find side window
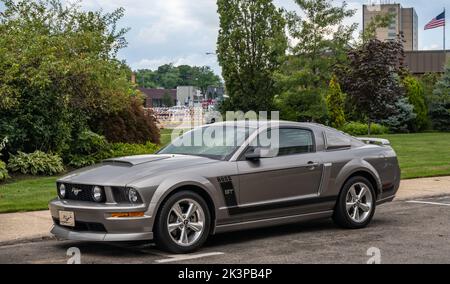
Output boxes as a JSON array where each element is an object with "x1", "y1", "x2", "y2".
[
  {"x1": 246, "y1": 128, "x2": 315, "y2": 157},
  {"x1": 277, "y1": 128, "x2": 314, "y2": 156}
]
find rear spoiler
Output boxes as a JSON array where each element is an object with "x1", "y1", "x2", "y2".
[{"x1": 357, "y1": 137, "x2": 391, "y2": 146}]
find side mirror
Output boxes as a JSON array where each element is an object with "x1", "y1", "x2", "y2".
[{"x1": 245, "y1": 147, "x2": 263, "y2": 161}]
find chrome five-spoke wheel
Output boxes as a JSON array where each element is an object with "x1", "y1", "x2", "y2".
[
  {"x1": 167, "y1": 198, "x2": 205, "y2": 247},
  {"x1": 345, "y1": 182, "x2": 373, "y2": 223},
  {"x1": 333, "y1": 176, "x2": 376, "y2": 229}
]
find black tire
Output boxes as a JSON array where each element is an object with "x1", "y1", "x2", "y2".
[
  {"x1": 333, "y1": 176, "x2": 376, "y2": 229},
  {"x1": 154, "y1": 191, "x2": 211, "y2": 253}
]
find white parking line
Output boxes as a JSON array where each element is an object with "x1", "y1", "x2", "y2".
[
  {"x1": 406, "y1": 200, "x2": 450, "y2": 207},
  {"x1": 155, "y1": 252, "x2": 224, "y2": 263}
]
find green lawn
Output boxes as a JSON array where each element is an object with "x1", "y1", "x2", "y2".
[
  {"x1": 0, "y1": 176, "x2": 58, "y2": 213},
  {"x1": 160, "y1": 128, "x2": 174, "y2": 147},
  {"x1": 1, "y1": 132, "x2": 449, "y2": 213},
  {"x1": 373, "y1": 133, "x2": 450, "y2": 179},
  {"x1": 160, "y1": 128, "x2": 189, "y2": 147}
]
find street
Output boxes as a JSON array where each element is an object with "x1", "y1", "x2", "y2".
[{"x1": 0, "y1": 196, "x2": 449, "y2": 264}]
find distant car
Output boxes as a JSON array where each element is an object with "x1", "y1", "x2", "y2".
[
  {"x1": 49, "y1": 121, "x2": 400, "y2": 253},
  {"x1": 204, "y1": 110, "x2": 221, "y2": 124}
]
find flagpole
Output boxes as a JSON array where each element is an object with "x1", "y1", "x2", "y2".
[{"x1": 444, "y1": 7, "x2": 446, "y2": 52}]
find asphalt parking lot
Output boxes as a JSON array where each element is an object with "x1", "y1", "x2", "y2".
[{"x1": 1, "y1": 196, "x2": 450, "y2": 264}]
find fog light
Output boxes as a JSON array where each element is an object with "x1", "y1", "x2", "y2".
[
  {"x1": 128, "y1": 188, "x2": 139, "y2": 203},
  {"x1": 111, "y1": 212, "x2": 145, "y2": 218},
  {"x1": 58, "y1": 184, "x2": 66, "y2": 199},
  {"x1": 92, "y1": 186, "x2": 103, "y2": 202}
]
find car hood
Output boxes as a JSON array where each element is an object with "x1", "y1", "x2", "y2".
[{"x1": 58, "y1": 154, "x2": 219, "y2": 186}]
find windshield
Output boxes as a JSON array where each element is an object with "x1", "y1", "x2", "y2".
[{"x1": 158, "y1": 125, "x2": 256, "y2": 160}]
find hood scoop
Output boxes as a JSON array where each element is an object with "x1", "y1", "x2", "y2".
[{"x1": 102, "y1": 155, "x2": 171, "y2": 166}]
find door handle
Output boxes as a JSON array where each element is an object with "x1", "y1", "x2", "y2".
[{"x1": 307, "y1": 161, "x2": 319, "y2": 170}]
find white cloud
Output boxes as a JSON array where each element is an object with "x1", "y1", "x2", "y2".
[
  {"x1": 63, "y1": 0, "x2": 449, "y2": 76},
  {"x1": 132, "y1": 53, "x2": 220, "y2": 74},
  {"x1": 135, "y1": 0, "x2": 218, "y2": 45}
]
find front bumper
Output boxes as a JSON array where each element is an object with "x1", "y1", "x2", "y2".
[
  {"x1": 50, "y1": 225, "x2": 153, "y2": 241},
  {"x1": 49, "y1": 199, "x2": 154, "y2": 241}
]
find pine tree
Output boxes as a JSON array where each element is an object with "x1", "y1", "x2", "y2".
[
  {"x1": 326, "y1": 76, "x2": 346, "y2": 128},
  {"x1": 429, "y1": 62, "x2": 450, "y2": 131}
]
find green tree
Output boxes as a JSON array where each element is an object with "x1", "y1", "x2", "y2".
[
  {"x1": 217, "y1": 0, "x2": 287, "y2": 112},
  {"x1": 429, "y1": 62, "x2": 450, "y2": 131},
  {"x1": 361, "y1": 13, "x2": 394, "y2": 43},
  {"x1": 275, "y1": 0, "x2": 356, "y2": 122},
  {"x1": 339, "y1": 37, "x2": 405, "y2": 134},
  {"x1": 136, "y1": 69, "x2": 158, "y2": 88},
  {"x1": 0, "y1": 0, "x2": 154, "y2": 154},
  {"x1": 403, "y1": 75, "x2": 429, "y2": 131},
  {"x1": 326, "y1": 76, "x2": 346, "y2": 128},
  {"x1": 162, "y1": 92, "x2": 175, "y2": 107},
  {"x1": 420, "y1": 73, "x2": 441, "y2": 108},
  {"x1": 193, "y1": 66, "x2": 222, "y2": 96},
  {"x1": 135, "y1": 65, "x2": 221, "y2": 93}
]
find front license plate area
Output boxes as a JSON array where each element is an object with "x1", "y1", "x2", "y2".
[{"x1": 59, "y1": 211, "x2": 75, "y2": 227}]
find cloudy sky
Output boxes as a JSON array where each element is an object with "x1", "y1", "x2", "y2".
[{"x1": 1, "y1": 0, "x2": 449, "y2": 75}]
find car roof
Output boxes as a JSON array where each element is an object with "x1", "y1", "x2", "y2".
[{"x1": 209, "y1": 120, "x2": 325, "y2": 130}]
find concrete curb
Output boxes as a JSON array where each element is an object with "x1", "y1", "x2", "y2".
[{"x1": 0, "y1": 234, "x2": 55, "y2": 247}]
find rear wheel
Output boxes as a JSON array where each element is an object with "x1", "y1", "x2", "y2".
[
  {"x1": 155, "y1": 191, "x2": 211, "y2": 253},
  {"x1": 333, "y1": 177, "x2": 376, "y2": 229}
]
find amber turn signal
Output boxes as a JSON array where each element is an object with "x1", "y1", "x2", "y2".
[{"x1": 111, "y1": 212, "x2": 145, "y2": 218}]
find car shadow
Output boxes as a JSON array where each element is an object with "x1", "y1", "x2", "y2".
[
  {"x1": 204, "y1": 216, "x2": 395, "y2": 249},
  {"x1": 52, "y1": 217, "x2": 395, "y2": 258},
  {"x1": 204, "y1": 218, "x2": 337, "y2": 248}
]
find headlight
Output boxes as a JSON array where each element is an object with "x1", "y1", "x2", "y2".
[
  {"x1": 128, "y1": 188, "x2": 139, "y2": 203},
  {"x1": 92, "y1": 186, "x2": 104, "y2": 202},
  {"x1": 58, "y1": 184, "x2": 66, "y2": 199}
]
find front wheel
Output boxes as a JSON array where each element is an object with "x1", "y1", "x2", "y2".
[
  {"x1": 155, "y1": 191, "x2": 211, "y2": 253},
  {"x1": 333, "y1": 177, "x2": 376, "y2": 229}
]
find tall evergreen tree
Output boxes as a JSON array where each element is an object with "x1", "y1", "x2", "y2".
[
  {"x1": 217, "y1": 0, "x2": 287, "y2": 112},
  {"x1": 326, "y1": 75, "x2": 346, "y2": 129},
  {"x1": 429, "y1": 62, "x2": 450, "y2": 131}
]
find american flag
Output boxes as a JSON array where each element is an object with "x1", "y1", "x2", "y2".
[{"x1": 424, "y1": 11, "x2": 445, "y2": 30}]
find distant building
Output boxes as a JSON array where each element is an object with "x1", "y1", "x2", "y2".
[
  {"x1": 363, "y1": 3, "x2": 418, "y2": 51},
  {"x1": 205, "y1": 86, "x2": 225, "y2": 101},
  {"x1": 139, "y1": 88, "x2": 177, "y2": 108},
  {"x1": 405, "y1": 50, "x2": 450, "y2": 74},
  {"x1": 176, "y1": 86, "x2": 202, "y2": 107}
]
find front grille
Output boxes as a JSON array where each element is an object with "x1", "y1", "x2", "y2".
[
  {"x1": 53, "y1": 218, "x2": 107, "y2": 233},
  {"x1": 58, "y1": 183, "x2": 105, "y2": 202}
]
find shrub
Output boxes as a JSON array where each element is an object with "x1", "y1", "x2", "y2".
[
  {"x1": 341, "y1": 122, "x2": 388, "y2": 136},
  {"x1": 0, "y1": 137, "x2": 9, "y2": 181},
  {"x1": 0, "y1": 0, "x2": 134, "y2": 155},
  {"x1": 66, "y1": 130, "x2": 112, "y2": 168},
  {"x1": 109, "y1": 142, "x2": 159, "y2": 158},
  {"x1": 403, "y1": 75, "x2": 429, "y2": 131},
  {"x1": 0, "y1": 161, "x2": 8, "y2": 181},
  {"x1": 8, "y1": 151, "x2": 64, "y2": 176},
  {"x1": 92, "y1": 99, "x2": 160, "y2": 145},
  {"x1": 379, "y1": 97, "x2": 416, "y2": 133}
]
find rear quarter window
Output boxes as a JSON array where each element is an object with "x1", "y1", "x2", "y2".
[{"x1": 325, "y1": 130, "x2": 354, "y2": 150}]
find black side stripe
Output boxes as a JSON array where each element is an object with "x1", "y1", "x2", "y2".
[
  {"x1": 226, "y1": 195, "x2": 338, "y2": 215},
  {"x1": 217, "y1": 176, "x2": 337, "y2": 216},
  {"x1": 217, "y1": 176, "x2": 238, "y2": 208}
]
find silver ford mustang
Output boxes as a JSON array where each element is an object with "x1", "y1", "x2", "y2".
[{"x1": 49, "y1": 121, "x2": 400, "y2": 253}]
